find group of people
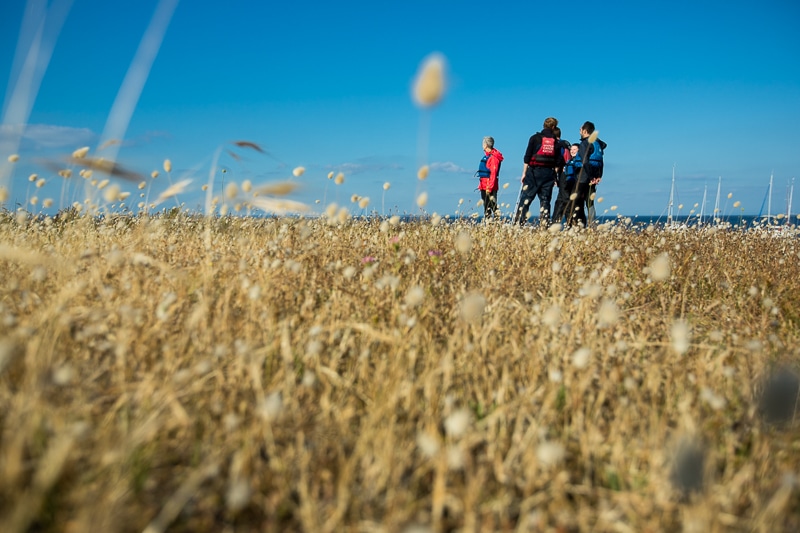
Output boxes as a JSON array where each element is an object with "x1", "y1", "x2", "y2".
[{"x1": 475, "y1": 117, "x2": 606, "y2": 227}]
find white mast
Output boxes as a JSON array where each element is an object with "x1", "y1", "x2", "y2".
[
  {"x1": 788, "y1": 177, "x2": 794, "y2": 224},
  {"x1": 667, "y1": 164, "x2": 675, "y2": 224},
  {"x1": 699, "y1": 185, "x2": 708, "y2": 225},
  {"x1": 767, "y1": 171, "x2": 774, "y2": 223},
  {"x1": 714, "y1": 176, "x2": 722, "y2": 224}
]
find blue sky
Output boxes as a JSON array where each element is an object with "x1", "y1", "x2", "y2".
[{"x1": 2, "y1": 0, "x2": 799, "y2": 219}]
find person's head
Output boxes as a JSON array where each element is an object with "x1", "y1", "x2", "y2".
[
  {"x1": 543, "y1": 117, "x2": 558, "y2": 130},
  {"x1": 552, "y1": 126, "x2": 561, "y2": 139},
  {"x1": 570, "y1": 144, "x2": 579, "y2": 157},
  {"x1": 483, "y1": 136, "x2": 494, "y2": 151},
  {"x1": 580, "y1": 121, "x2": 595, "y2": 138}
]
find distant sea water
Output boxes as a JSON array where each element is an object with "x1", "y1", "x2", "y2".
[{"x1": 385, "y1": 213, "x2": 799, "y2": 230}]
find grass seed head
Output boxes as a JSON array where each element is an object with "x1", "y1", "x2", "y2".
[
  {"x1": 454, "y1": 230, "x2": 472, "y2": 254},
  {"x1": 72, "y1": 146, "x2": 90, "y2": 159},
  {"x1": 537, "y1": 441, "x2": 566, "y2": 467},
  {"x1": 671, "y1": 319, "x2": 691, "y2": 355},
  {"x1": 460, "y1": 292, "x2": 486, "y2": 322},
  {"x1": 404, "y1": 285, "x2": 425, "y2": 307},
  {"x1": 444, "y1": 409, "x2": 470, "y2": 438},
  {"x1": 412, "y1": 53, "x2": 446, "y2": 107},
  {"x1": 649, "y1": 253, "x2": 671, "y2": 281}
]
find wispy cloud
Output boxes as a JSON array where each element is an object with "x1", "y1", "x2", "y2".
[
  {"x1": 430, "y1": 161, "x2": 469, "y2": 174},
  {"x1": 0, "y1": 123, "x2": 96, "y2": 149},
  {"x1": 327, "y1": 159, "x2": 405, "y2": 175}
]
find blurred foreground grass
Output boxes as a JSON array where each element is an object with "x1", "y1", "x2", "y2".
[{"x1": 1, "y1": 213, "x2": 799, "y2": 532}]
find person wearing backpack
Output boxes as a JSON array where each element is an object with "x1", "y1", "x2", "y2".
[
  {"x1": 561, "y1": 143, "x2": 582, "y2": 225},
  {"x1": 571, "y1": 121, "x2": 607, "y2": 227},
  {"x1": 576, "y1": 121, "x2": 607, "y2": 226},
  {"x1": 475, "y1": 136, "x2": 504, "y2": 219},
  {"x1": 514, "y1": 117, "x2": 564, "y2": 226},
  {"x1": 550, "y1": 127, "x2": 573, "y2": 224}
]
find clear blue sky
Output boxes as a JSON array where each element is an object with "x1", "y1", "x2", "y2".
[{"x1": 2, "y1": 0, "x2": 799, "y2": 219}]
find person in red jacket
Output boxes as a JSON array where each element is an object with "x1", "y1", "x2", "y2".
[{"x1": 475, "y1": 136, "x2": 504, "y2": 219}]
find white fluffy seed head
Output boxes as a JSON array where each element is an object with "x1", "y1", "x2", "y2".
[
  {"x1": 597, "y1": 299, "x2": 619, "y2": 327},
  {"x1": 536, "y1": 441, "x2": 565, "y2": 466},
  {"x1": 444, "y1": 409, "x2": 470, "y2": 438},
  {"x1": 572, "y1": 347, "x2": 591, "y2": 369},
  {"x1": 454, "y1": 230, "x2": 472, "y2": 254},
  {"x1": 405, "y1": 285, "x2": 425, "y2": 307},
  {"x1": 671, "y1": 320, "x2": 691, "y2": 355},
  {"x1": 416, "y1": 432, "x2": 440, "y2": 458},
  {"x1": 225, "y1": 182, "x2": 238, "y2": 199},
  {"x1": 649, "y1": 253, "x2": 671, "y2": 281},
  {"x1": 412, "y1": 53, "x2": 446, "y2": 107},
  {"x1": 460, "y1": 292, "x2": 486, "y2": 322},
  {"x1": 416, "y1": 191, "x2": 428, "y2": 208},
  {"x1": 542, "y1": 305, "x2": 561, "y2": 328}
]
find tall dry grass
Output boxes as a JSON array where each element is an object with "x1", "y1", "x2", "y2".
[{"x1": 1, "y1": 214, "x2": 799, "y2": 532}]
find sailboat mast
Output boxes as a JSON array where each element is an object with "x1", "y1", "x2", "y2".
[
  {"x1": 667, "y1": 165, "x2": 675, "y2": 223},
  {"x1": 768, "y1": 171, "x2": 774, "y2": 222},
  {"x1": 699, "y1": 185, "x2": 707, "y2": 225},
  {"x1": 714, "y1": 176, "x2": 722, "y2": 224},
  {"x1": 788, "y1": 177, "x2": 794, "y2": 224}
]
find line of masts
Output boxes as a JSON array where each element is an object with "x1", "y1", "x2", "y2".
[{"x1": 667, "y1": 168, "x2": 795, "y2": 225}]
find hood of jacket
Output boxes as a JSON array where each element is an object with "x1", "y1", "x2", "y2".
[{"x1": 486, "y1": 148, "x2": 504, "y2": 162}]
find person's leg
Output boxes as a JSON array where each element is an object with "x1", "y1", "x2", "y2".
[
  {"x1": 534, "y1": 167, "x2": 555, "y2": 226},
  {"x1": 516, "y1": 184, "x2": 536, "y2": 225},
  {"x1": 552, "y1": 175, "x2": 568, "y2": 223},
  {"x1": 573, "y1": 182, "x2": 589, "y2": 227},
  {"x1": 486, "y1": 190, "x2": 498, "y2": 219},
  {"x1": 515, "y1": 169, "x2": 539, "y2": 225},
  {"x1": 586, "y1": 183, "x2": 597, "y2": 225}
]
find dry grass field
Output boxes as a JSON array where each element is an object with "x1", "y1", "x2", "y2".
[{"x1": 1, "y1": 212, "x2": 799, "y2": 532}]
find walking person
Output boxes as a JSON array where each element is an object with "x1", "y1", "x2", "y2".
[
  {"x1": 514, "y1": 117, "x2": 564, "y2": 226},
  {"x1": 578, "y1": 121, "x2": 606, "y2": 226},
  {"x1": 569, "y1": 121, "x2": 607, "y2": 227},
  {"x1": 475, "y1": 136, "x2": 504, "y2": 220},
  {"x1": 563, "y1": 143, "x2": 587, "y2": 226}
]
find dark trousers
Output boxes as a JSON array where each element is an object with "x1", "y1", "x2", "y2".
[
  {"x1": 586, "y1": 183, "x2": 597, "y2": 225},
  {"x1": 514, "y1": 166, "x2": 555, "y2": 225},
  {"x1": 481, "y1": 189, "x2": 498, "y2": 219},
  {"x1": 566, "y1": 181, "x2": 590, "y2": 227},
  {"x1": 552, "y1": 173, "x2": 572, "y2": 224}
]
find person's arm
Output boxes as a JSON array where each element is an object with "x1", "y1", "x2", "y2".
[{"x1": 521, "y1": 136, "x2": 536, "y2": 182}]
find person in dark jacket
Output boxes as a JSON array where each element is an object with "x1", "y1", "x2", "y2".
[
  {"x1": 577, "y1": 121, "x2": 606, "y2": 226},
  {"x1": 550, "y1": 126, "x2": 573, "y2": 224},
  {"x1": 475, "y1": 136, "x2": 504, "y2": 219},
  {"x1": 566, "y1": 121, "x2": 607, "y2": 227},
  {"x1": 514, "y1": 117, "x2": 564, "y2": 226}
]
